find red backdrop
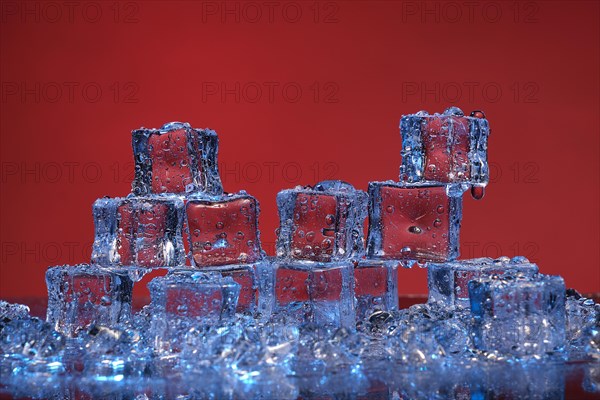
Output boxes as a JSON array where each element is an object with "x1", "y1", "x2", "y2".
[{"x1": 1, "y1": 1, "x2": 599, "y2": 299}]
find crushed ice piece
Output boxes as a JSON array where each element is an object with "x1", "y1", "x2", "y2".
[
  {"x1": 427, "y1": 256, "x2": 539, "y2": 308},
  {"x1": 131, "y1": 121, "x2": 223, "y2": 195},
  {"x1": 92, "y1": 196, "x2": 186, "y2": 268},
  {"x1": 276, "y1": 180, "x2": 368, "y2": 262},
  {"x1": 0, "y1": 300, "x2": 30, "y2": 322}
]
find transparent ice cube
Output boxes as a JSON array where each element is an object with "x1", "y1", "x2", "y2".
[
  {"x1": 366, "y1": 181, "x2": 464, "y2": 263},
  {"x1": 45, "y1": 265, "x2": 133, "y2": 337},
  {"x1": 399, "y1": 107, "x2": 490, "y2": 199},
  {"x1": 132, "y1": 121, "x2": 223, "y2": 195},
  {"x1": 148, "y1": 271, "x2": 240, "y2": 352},
  {"x1": 427, "y1": 256, "x2": 539, "y2": 308},
  {"x1": 185, "y1": 191, "x2": 265, "y2": 268},
  {"x1": 469, "y1": 273, "x2": 566, "y2": 357},
  {"x1": 92, "y1": 195, "x2": 186, "y2": 268},
  {"x1": 354, "y1": 259, "x2": 399, "y2": 321},
  {"x1": 276, "y1": 180, "x2": 368, "y2": 262},
  {"x1": 272, "y1": 260, "x2": 355, "y2": 329}
]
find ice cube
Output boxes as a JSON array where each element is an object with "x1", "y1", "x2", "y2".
[
  {"x1": 131, "y1": 121, "x2": 223, "y2": 195},
  {"x1": 469, "y1": 273, "x2": 566, "y2": 356},
  {"x1": 366, "y1": 181, "x2": 463, "y2": 264},
  {"x1": 45, "y1": 265, "x2": 133, "y2": 337},
  {"x1": 354, "y1": 259, "x2": 399, "y2": 321},
  {"x1": 565, "y1": 289, "x2": 600, "y2": 357},
  {"x1": 272, "y1": 260, "x2": 355, "y2": 329},
  {"x1": 427, "y1": 256, "x2": 539, "y2": 309},
  {"x1": 276, "y1": 180, "x2": 368, "y2": 262},
  {"x1": 185, "y1": 191, "x2": 265, "y2": 267},
  {"x1": 217, "y1": 262, "x2": 273, "y2": 318},
  {"x1": 148, "y1": 271, "x2": 240, "y2": 351},
  {"x1": 92, "y1": 195, "x2": 186, "y2": 268},
  {"x1": 399, "y1": 107, "x2": 490, "y2": 199}
]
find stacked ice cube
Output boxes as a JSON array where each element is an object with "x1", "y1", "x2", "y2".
[
  {"x1": 36, "y1": 110, "x2": 589, "y2": 365},
  {"x1": 272, "y1": 180, "x2": 367, "y2": 327},
  {"x1": 46, "y1": 121, "x2": 273, "y2": 339},
  {"x1": 392, "y1": 107, "x2": 568, "y2": 357}
]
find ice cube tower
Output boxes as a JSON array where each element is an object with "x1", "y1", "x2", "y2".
[
  {"x1": 49, "y1": 121, "x2": 271, "y2": 335},
  {"x1": 41, "y1": 108, "x2": 569, "y2": 358}
]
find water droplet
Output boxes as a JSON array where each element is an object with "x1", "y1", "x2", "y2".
[
  {"x1": 471, "y1": 185, "x2": 485, "y2": 200},
  {"x1": 444, "y1": 106, "x2": 464, "y2": 116},
  {"x1": 325, "y1": 214, "x2": 335, "y2": 225},
  {"x1": 216, "y1": 221, "x2": 224, "y2": 229},
  {"x1": 386, "y1": 205, "x2": 395, "y2": 213},
  {"x1": 322, "y1": 239, "x2": 332, "y2": 249},
  {"x1": 436, "y1": 205, "x2": 445, "y2": 214},
  {"x1": 203, "y1": 242, "x2": 212, "y2": 250},
  {"x1": 306, "y1": 231, "x2": 315, "y2": 242},
  {"x1": 408, "y1": 226, "x2": 422, "y2": 234},
  {"x1": 470, "y1": 110, "x2": 486, "y2": 119},
  {"x1": 236, "y1": 231, "x2": 244, "y2": 239},
  {"x1": 400, "y1": 246, "x2": 412, "y2": 256},
  {"x1": 433, "y1": 219, "x2": 442, "y2": 228}
]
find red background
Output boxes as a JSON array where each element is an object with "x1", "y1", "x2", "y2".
[{"x1": 1, "y1": 1, "x2": 599, "y2": 300}]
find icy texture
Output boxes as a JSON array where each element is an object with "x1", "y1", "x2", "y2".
[
  {"x1": 0, "y1": 317, "x2": 66, "y2": 377},
  {"x1": 186, "y1": 191, "x2": 265, "y2": 267},
  {"x1": 276, "y1": 181, "x2": 368, "y2": 262},
  {"x1": 0, "y1": 300, "x2": 30, "y2": 321},
  {"x1": 366, "y1": 181, "x2": 463, "y2": 263},
  {"x1": 45, "y1": 265, "x2": 133, "y2": 337},
  {"x1": 469, "y1": 273, "x2": 566, "y2": 357},
  {"x1": 148, "y1": 271, "x2": 240, "y2": 352},
  {"x1": 79, "y1": 324, "x2": 153, "y2": 378},
  {"x1": 428, "y1": 256, "x2": 539, "y2": 308},
  {"x1": 131, "y1": 121, "x2": 223, "y2": 195},
  {"x1": 399, "y1": 107, "x2": 490, "y2": 190},
  {"x1": 354, "y1": 259, "x2": 399, "y2": 320},
  {"x1": 272, "y1": 261, "x2": 355, "y2": 329},
  {"x1": 2, "y1": 297, "x2": 599, "y2": 398},
  {"x1": 92, "y1": 196, "x2": 185, "y2": 268},
  {"x1": 565, "y1": 289, "x2": 600, "y2": 359}
]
